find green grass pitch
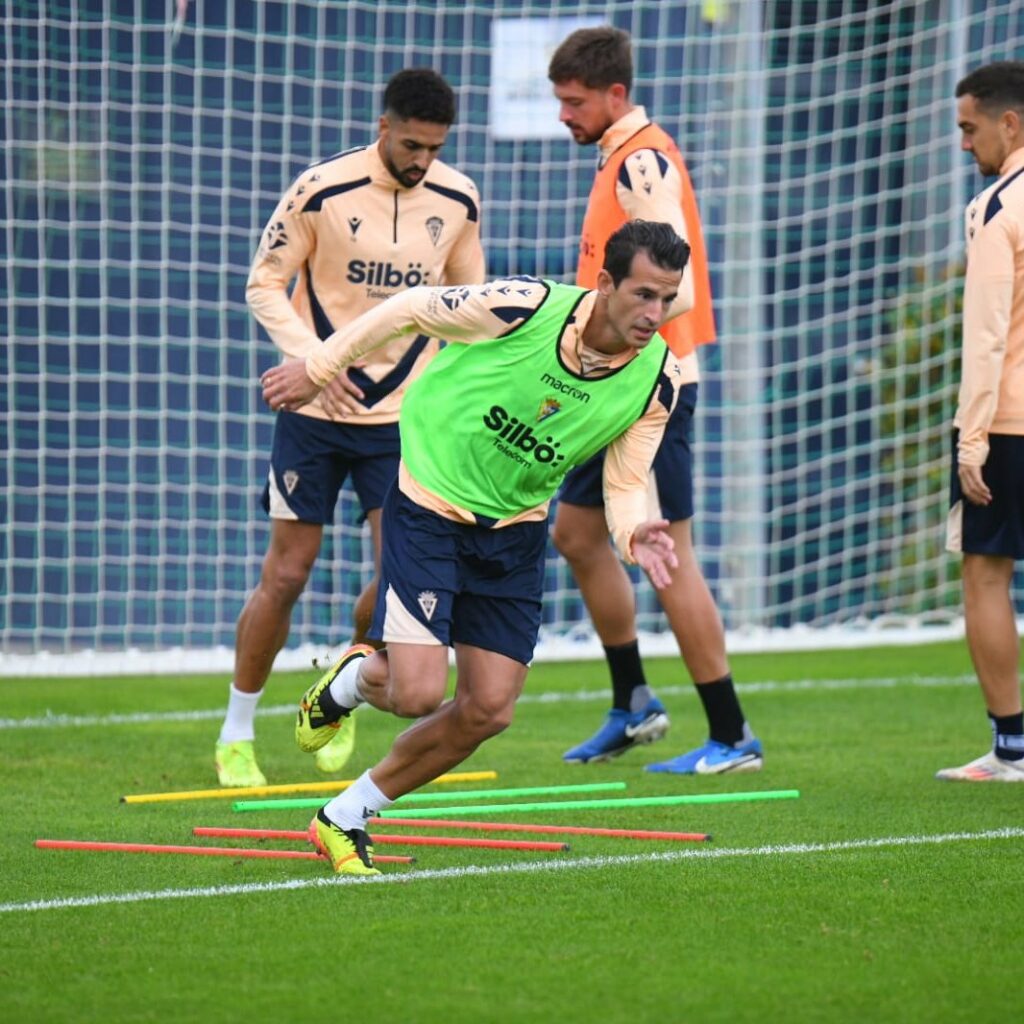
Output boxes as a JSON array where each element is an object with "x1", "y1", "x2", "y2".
[{"x1": 1, "y1": 640, "x2": 1021, "y2": 1023}]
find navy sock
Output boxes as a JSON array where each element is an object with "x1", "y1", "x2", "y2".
[
  {"x1": 604, "y1": 641, "x2": 648, "y2": 712},
  {"x1": 990, "y1": 711, "x2": 1024, "y2": 761},
  {"x1": 695, "y1": 675, "x2": 747, "y2": 746}
]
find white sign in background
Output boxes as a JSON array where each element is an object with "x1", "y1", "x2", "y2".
[{"x1": 489, "y1": 16, "x2": 604, "y2": 140}]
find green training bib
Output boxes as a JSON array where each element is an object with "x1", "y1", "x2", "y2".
[{"x1": 401, "y1": 281, "x2": 669, "y2": 520}]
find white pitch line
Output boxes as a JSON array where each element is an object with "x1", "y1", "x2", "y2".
[
  {"x1": 4, "y1": 827, "x2": 1021, "y2": 915},
  {"x1": 0, "y1": 675, "x2": 976, "y2": 731}
]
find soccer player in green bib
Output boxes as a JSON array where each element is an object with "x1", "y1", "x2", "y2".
[{"x1": 261, "y1": 220, "x2": 690, "y2": 874}]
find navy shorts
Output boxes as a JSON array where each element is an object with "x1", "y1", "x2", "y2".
[
  {"x1": 368, "y1": 487, "x2": 547, "y2": 665},
  {"x1": 947, "y1": 431, "x2": 1024, "y2": 558},
  {"x1": 558, "y1": 382, "x2": 697, "y2": 521},
  {"x1": 260, "y1": 410, "x2": 400, "y2": 524}
]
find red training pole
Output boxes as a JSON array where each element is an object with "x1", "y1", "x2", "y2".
[
  {"x1": 35, "y1": 838, "x2": 413, "y2": 864},
  {"x1": 194, "y1": 827, "x2": 309, "y2": 841},
  {"x1": 371, "y1": 817, "x2": 711, "y2": 842},
  {"x1": 372, "y1": 833, "x2": 567, "y2": 851},
  {"x1": 192, "y1": 826, "x2": 567, "y2": 852}
]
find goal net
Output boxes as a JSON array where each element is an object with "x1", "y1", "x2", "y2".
[{"x1": 2, "y1": 0, "x2": 1021, "y2": 673}]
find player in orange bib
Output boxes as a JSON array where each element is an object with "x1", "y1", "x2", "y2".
[{"x1": 548, "y1": 26, "x2": 763, "y2": 774}]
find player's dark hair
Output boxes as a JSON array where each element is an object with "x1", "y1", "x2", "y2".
[
  {"x1": 384, "y1": 68, "x2": 457, "y2": 125},
  {"x1": 603, "y1": 221, "x2": 690, "y2": 286},
  {"x1": 956, "y1": 61, "x2": 1024, "y2": 115},
  {"x1": 547, "y1": 26, "x2": 633, "y2": 93}
]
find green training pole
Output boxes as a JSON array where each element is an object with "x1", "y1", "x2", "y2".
[
  {"x1": 232, "y1": 781, "x2": 627, "y2": 813},
  {"x1": 376, "y1": 790, "x2": 801, "y2": 819}
]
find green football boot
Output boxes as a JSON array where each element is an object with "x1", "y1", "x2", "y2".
[
  {"x1": 308, "y1": 810, "x2": 380, "y2": 876},
  {"x1": 214, "y1": 739, "x2": 267, "y2": 788},
  {"x1": 295, "y1": 644, "x2": 374, "y2": 753},
  {"x1": 314, "y1": 713, "x2": 358, "y2": 773}
]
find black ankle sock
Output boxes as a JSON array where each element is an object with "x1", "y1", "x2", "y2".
[
  {"x1": 605, "y1": 641, "x2": 647, "y2": 712},
  {"x1": 695, "y1": 675, "x2": 746, "y2": 746},
  {"x1": 990, "y1": 710, "x2": 1024, "y2": 761}
]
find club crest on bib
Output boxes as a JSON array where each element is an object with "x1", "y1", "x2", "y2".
[{"x1": 537, "y1": 397, "x2": 561, "y2": 423}]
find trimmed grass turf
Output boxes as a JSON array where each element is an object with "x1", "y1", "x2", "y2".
[{"x1": 1, "y1": 640, "x2": 1021, "y2": 1023}]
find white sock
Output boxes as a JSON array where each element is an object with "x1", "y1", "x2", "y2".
[
  {"x1": 217, "y1": 684, "x2": 262, "y2": 744},
  {"x1": 323, "y1": 770, "x2": 394, "y2": 831},
  {"x1": 328, "y1": 656, "x2": 365, "y2": 710}
]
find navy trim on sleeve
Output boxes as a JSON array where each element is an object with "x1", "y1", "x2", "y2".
[
  {"x1": 306, "y1": 268, "x2": 335, "y2": 340},
  {"x1": 423, "y1": 181, "x2": 479, "y2": 222},
  {"x1": 303, "y1": 178, "x2": 372, "y2": 213},
  {"x1": 346, "y1": 334, "x2": 432, "y2": 408},
  {"x1": 984, "y1": 166, "x2": 1024, "y2": 225},
  {"x1": 617, "y1": 147, "x2": 671, "y2": 190}
]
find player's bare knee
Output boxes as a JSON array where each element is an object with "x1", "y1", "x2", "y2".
[
  {"x1": 387, "y1": 685, "x2": 445, "y2": 719},
  {"x1": 260, "y1": 561, "x2": 311, "y2": 606},
  {"x1": 551, "y1": 522, "x2": 593, "y2": 566},
  {"x1": 392, "y1": 694, "x2": 442, "y2": 719},
  {"x1": 456, "y1": 697, "x2": 516, "y2": 739}
]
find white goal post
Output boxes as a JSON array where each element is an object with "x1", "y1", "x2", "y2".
[{"x1": 2, "y1": 0, "x2": 1020, "y2": 674}]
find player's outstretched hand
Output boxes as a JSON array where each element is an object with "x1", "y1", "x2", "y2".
[
  {"x1": 261, "y1": 360, "x2": 321, "y2": 412},
  {"x1": 631, "y1": 519, "x2": 678, "y2": 590}
]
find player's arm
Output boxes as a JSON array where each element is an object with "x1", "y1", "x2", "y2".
[
  {"x1": 602, "y1": 363, "x2": 679, "y2": 587},
  {"x1": 261, "y1": 279, "x2": 548, "y2": 410},
  {"x1": 956, "y1": 214, "x2": 1016, "y2": 504},
  {"x1": 617, "y1": 149, "x2": 695, "y2": 319},
  {"x1": 245, "y1": 174, "x2": 321, "y2": 358}
]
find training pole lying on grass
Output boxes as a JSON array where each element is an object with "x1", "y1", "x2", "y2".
[
  {"x1": 376, "y1": 789, "x2": 801, "y2": 819},
  {"x1": 370, "y1": 817, "x2": 712, "y2": 842},
  {"x1": 231, "y1": 781, "x2": 626, "y2": 813},
  {"x1": 192, "y1": 826, "x2": 568, "y2": 852},
  {"x1": 34, "y1": 839, "x2": 414, "y2": 864},
  {"x1": 120, "y1": 769, "x2": 497, "y2": 804}
]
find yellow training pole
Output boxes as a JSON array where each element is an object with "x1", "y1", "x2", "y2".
[{"x1": 120, "y1": 769, "x2": 498, "y2": 804}]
